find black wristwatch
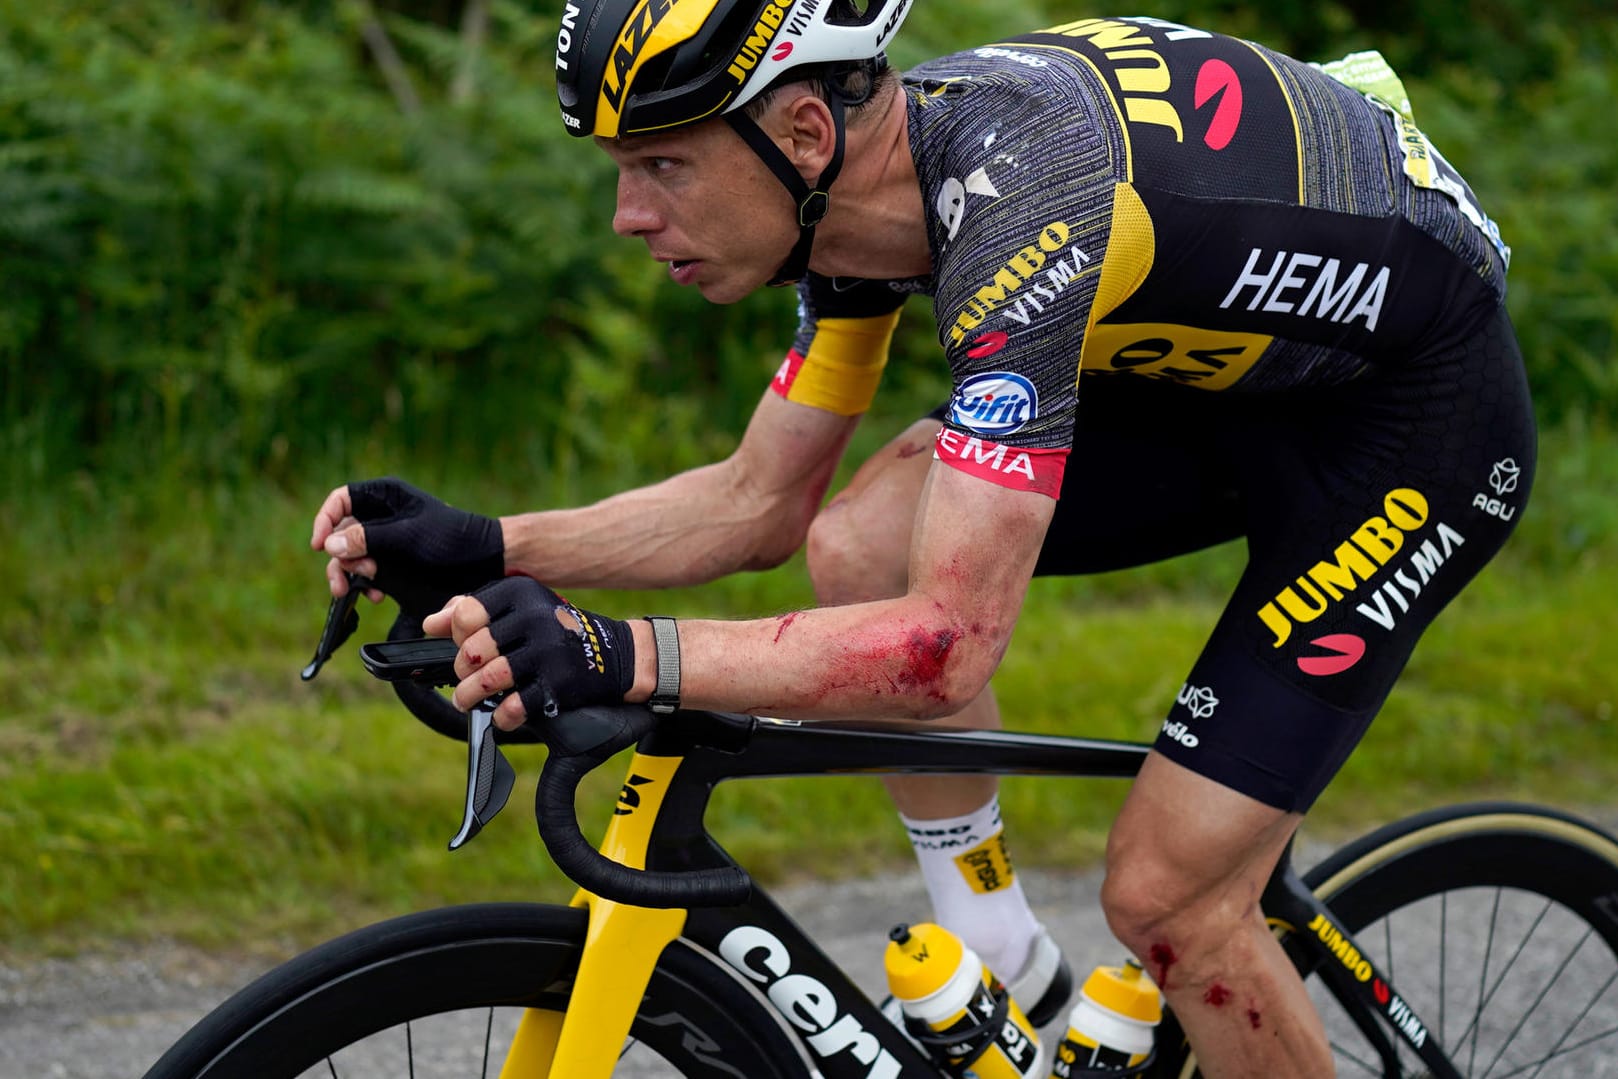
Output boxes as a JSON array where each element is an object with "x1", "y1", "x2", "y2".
[{"x1": 645, "y1": 616, "x2": 681, "y2": 715}]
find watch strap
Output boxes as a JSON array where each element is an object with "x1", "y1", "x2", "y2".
[{"x1": 645, "y1": 616, "x2": 681, "y2": 714}]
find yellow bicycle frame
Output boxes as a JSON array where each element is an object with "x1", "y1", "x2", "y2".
[{"x1": 497, "y1": 750, "x2": 691, "y2": 1079}]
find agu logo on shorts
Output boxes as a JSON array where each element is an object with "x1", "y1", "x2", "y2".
[{"x1": 948, "y1": 372, "x2": 1037, "y2": 435}]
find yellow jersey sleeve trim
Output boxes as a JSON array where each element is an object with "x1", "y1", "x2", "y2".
[{"x1": 784, "y1": 310, "x2": 901, "y2": 416}]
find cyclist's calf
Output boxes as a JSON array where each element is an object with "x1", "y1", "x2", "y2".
[
  {"x1": 1099, "y1": 756, "x2": 1298, "y2": 985},
  {"x1": 1098, "y1": 755, "x2": 1333, "y2": 1073}
]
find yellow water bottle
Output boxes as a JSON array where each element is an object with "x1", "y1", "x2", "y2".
[
  {"x1": 884, "y1": 922, "x2": 1043, "y2": 1079},
  {"x1": 1049, "y1": 959, "x2": 1160, "y2": 1076}
]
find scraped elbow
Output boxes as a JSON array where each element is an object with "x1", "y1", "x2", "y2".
[{"x1": 889, "y1": 625, "x2": 1002, "y2": 721}]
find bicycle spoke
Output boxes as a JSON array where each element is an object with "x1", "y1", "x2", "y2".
[
  {"x1": 1481, "y1": 924, "x2": 1596, "y2": 1079},
  {"x1": 407, "y1": 1020, "x2": 415, "y2": 1079},
  {"x1": 1440, "y1": 891, "x2": 1448, "y2": 1049},
  {"x1": 1327, "y1": 1037, "x2": 1384, "y2": 1076},
  {"x1": 1521, "y1": 968, "x2": 1618, "y2": 1079},
  {"x1": 1452, "y1": 897, "x2": 1553, "y2": 1055},
  {"x1": 325, "y1": 1059, "x2": 338, "y2": 1079},
  {"x1": 1468, "y1": 888, "x2": 1505, "y2": 1079},
  {"x1": 1491, "y1": 1026, "x2": 1618, "y2": 1079},
  {"x1": 482, "y1": 1008, "x2": 494, "y2": 1078}
]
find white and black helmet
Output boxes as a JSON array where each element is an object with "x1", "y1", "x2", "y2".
[{"x1": 555, "y1": 0, "x2": 914, "y2": 139}]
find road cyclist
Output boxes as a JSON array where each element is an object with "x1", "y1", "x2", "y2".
[{"x1": 309, "y1": 2, "x2": 1533, "y2": 1075}]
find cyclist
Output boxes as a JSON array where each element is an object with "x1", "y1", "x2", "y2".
[{"x1": 312, "y1": 2, "x2": 1533, "y2": 1074}]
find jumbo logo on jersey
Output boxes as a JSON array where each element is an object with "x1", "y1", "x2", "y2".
[
  {"x1": 1042, "y1": 18, "x2": 1203, "y2": 143},
  {"x1": 947, "y1": 221, "x2": 1088, "y2": 343},
  {"x1": 1027, "y1": 17, "x2": 1298, "y2": 201},
  {"x1": 948, "y1": 372, "x2": 1037, "y2": 435}
]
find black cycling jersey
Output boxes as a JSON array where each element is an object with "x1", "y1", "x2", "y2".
[
  {"x1": 774, "y1": 17, "x2": 1510, "y2": 498},
  {"x1": 770, "y1": 17, "x2": 1532, "y2": 812}
]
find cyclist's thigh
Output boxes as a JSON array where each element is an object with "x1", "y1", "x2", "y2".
[
  {"x1": 1150, "y1": 308, "x2": 1536, "y2": 812},
  {"x1": 1032, "y1": 377, "x2": 1252, "y2": 577}
]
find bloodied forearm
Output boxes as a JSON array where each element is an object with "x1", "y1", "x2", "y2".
[{"x1": 636, "y1": 463, "x2": 1055, "y2": 719}]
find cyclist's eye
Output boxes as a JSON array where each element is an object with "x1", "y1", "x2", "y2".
[{"x1": 647, "y1": 156, "x2": 678, "y2": 173}]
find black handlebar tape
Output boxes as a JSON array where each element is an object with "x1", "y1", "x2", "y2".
[{"x1": 534, "y1": 737, "x2": 752, "y2": 909}]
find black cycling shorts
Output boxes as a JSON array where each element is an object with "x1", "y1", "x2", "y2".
[{"x1": 933, "y1": 306, "x2": 1536, "y2": 812}]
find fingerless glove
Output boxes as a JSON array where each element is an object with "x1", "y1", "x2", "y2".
[
  {"x1": 474, "y1": 577, "x2": 636, "y2": 719},
  {"x1": 348, "y1": 477, "x2": 504, "y2": 617}
]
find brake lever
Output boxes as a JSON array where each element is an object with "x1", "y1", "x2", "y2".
[
  {"x1": 301, "y1": 572, "x2": 374, "y2": 681},
  {"x1": 449, "y1": 698, "x2": 518, "y2": 850}
]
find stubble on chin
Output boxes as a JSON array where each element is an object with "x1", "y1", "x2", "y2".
[{"x1": 699, "y1": 267, "x2": 770, "y2": 305}]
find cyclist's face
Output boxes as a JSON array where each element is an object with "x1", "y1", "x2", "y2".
[{"x1": 598, "y1": 122, "x2": 799, "y2": 303}]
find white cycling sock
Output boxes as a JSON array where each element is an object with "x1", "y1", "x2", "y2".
[{"x1": 900, "y1": 796, "x2": 1042, "y2": 983}]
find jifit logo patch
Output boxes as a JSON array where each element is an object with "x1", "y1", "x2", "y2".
[{"x1": 948, "y1": 372, "x2": 1037, "y2": 436}]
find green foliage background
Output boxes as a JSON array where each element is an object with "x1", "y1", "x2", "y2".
[{"x1": 3, "y1": 0, "x2": 1615, "y2": 503}]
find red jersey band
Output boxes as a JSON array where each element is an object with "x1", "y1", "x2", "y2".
[
  {"x1": 933, "y1": 427, "x2": 1068, "y2": 499},
  {"x1": 770, "y1": 349, "x2": 808, "y2": 398}
]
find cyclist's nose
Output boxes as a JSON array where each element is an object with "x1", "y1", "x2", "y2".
[{"x1": 612, "y1": 172, "x2": 661, "y2": 238}]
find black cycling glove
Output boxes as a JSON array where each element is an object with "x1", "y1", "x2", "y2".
[
  {"x1": 348, "y1": 477, "x2": 505, "y2": 618},
  {"x1": 474, "y1": 577, "x2": 636, "y2": 720}
]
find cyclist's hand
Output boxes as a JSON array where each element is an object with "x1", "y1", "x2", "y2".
[
  {"x1": 311, "y1": 477, "x2": 505, "y2": 619},
  {"x1": 425, "y1": 577, "x2": 636, "y2": 731}
]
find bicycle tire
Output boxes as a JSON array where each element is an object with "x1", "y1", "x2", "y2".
[
  {"x1": 141, "y1": 903, "x2": 810, "y2": 1079},
  {"x1": 1162, "y1": 802, "x2": 1618, "y2": 1078}
]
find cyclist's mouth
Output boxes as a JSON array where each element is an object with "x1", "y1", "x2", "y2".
[{"x1": 668, "y1": 259, "x2": 699, "y2": 284}]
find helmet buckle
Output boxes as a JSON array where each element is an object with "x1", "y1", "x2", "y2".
[{"x1": 798, "y1": 191, "x2": 831, "y2": 228}]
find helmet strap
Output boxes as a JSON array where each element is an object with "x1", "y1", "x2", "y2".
[{"x1": 725, "y1": 89, "x2": 848, "y2": 288}]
